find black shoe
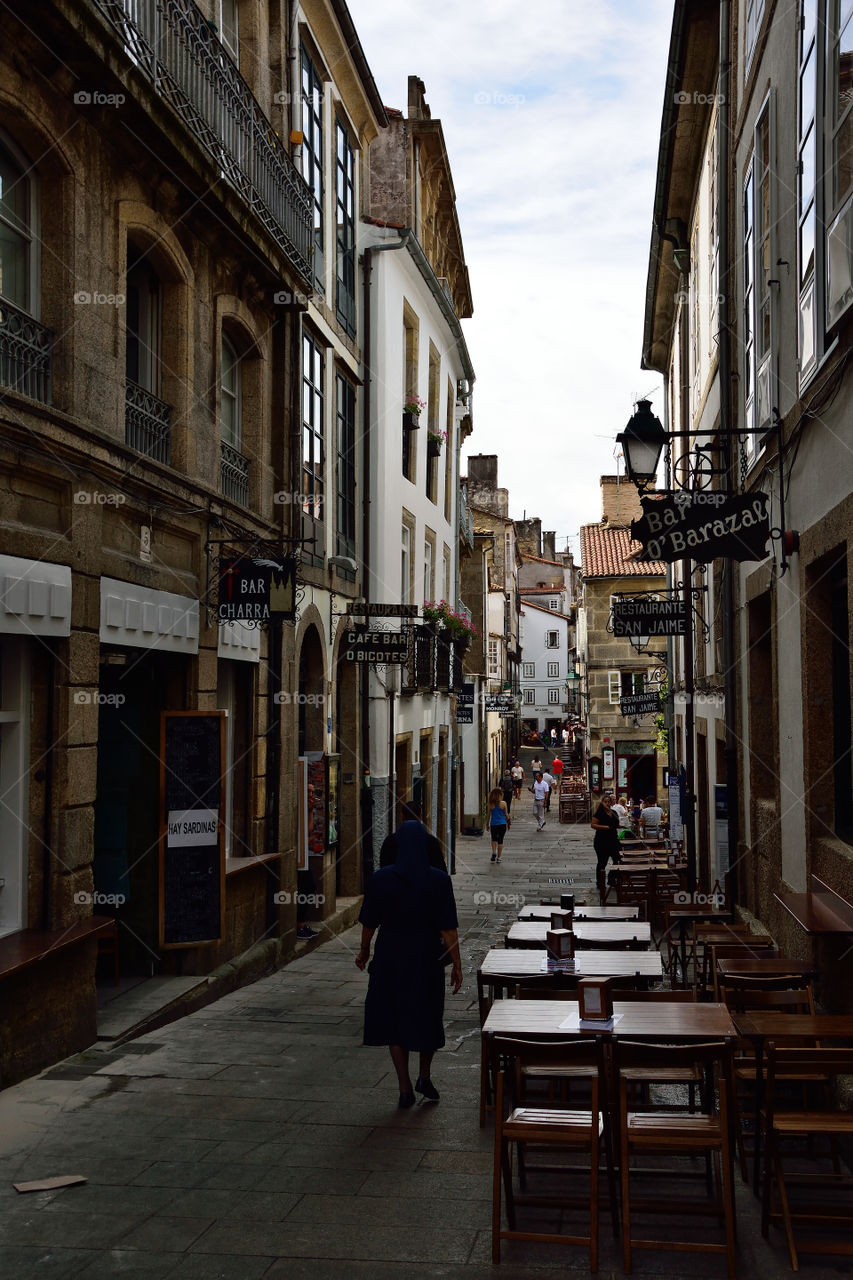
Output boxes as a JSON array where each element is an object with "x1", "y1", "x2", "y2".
[
  {"x1": 398, "y1": 1091, "x2": 416, "y2": 1109},
  {"x1": 490, "y1": 853, "x2": 496, "y2": 862},
  {"x1": 415, "y1": 1076, "x2": 440, "y2": 1102},
  {"x1": 296, "y1": 925, "x2": 319, "y2": 940}
]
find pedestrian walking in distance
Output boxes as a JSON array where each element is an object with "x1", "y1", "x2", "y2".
[
  {"x1": 488, "y1": 786, "x2": 511, "y2": 863},
  {"x1": 355, "y1": 806, "x2": 463, "y2": 1109},
  {"x1": 541, "y1": 766, "x2": 554, "y2": 812},
  {"x1": 591, "y1": 792, "x2": 621, "y2": 899},
  {"x1": 530, "y1": 770, "x2": 549, "y2": 830},
  {"x1": 510, "y1": 758, "x2": 524, "y2": 800}
]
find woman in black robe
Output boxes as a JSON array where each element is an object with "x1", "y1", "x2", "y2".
[{"x1": 355, "y1": 814, "x2": 462, "y2": 1108}]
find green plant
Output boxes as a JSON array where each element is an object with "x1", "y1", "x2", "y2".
[
  {"x1": 422, "y1": 599, "x2": 478, "y2": 640},
  {"x1": 653, "y1": 680, "x2": 668, "y2": 753},
  {"x1": 404, "y1": 395, "x2": 426, "y2": 416}
]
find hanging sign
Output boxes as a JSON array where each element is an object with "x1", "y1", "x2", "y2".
[
  {"x1": 218, "y1": 555, "x2": 297, "y2": 622},
  {"x1": 619, "y1": 691, "x2": 661, "y2": 717},
  {"x1": 631, "y1": 492, "x2": 771, "y2": 564},
  {"x1": 345, "y1": 602, "x2": 419, "y2": 617},
  {"x1": 612, "y1": 597, "x2": 688, "y2": 636},
  {"x1": 483, "y1": 693, "x2": 516, "y2": 714},
  {"x1": 343, "y1": 630, "x2": 407, "y2": 662}
]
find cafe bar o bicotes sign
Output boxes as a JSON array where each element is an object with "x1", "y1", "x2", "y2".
[{"x1": 631, "y1": 492, "x2": 771, "y2": 564}]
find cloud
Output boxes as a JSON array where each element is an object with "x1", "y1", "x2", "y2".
[{"x1": 347, "y1": 0, "x2": 673, "y2": 550}]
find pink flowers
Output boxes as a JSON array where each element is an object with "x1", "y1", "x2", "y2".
[{"x1": 422, "y1": 599, "x2": 478, "y2": 639}]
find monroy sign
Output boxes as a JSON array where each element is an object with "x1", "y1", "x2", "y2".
[
  {"x1": 218, "y1": 556, "x2": 297, "y2": 622},
  {"x1": 612, "y1": 598, "x2": 688, "y2": 637},
  {"x1": 631, "y1": 492, "x2": 770, "y2": 564}
]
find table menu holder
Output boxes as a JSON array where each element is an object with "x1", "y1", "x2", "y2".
[
  {"x1": 546, "y1": 928, "x2": 575, "y2": 961},
  {"x1": 578, "y1": 976, "x2": 615, "y2": 1022},
  {"x1": 550, "y1": 909, "x2": 574, "y2": 931},
  {"x1": 560, "y1": 893, "x2": 575, "y2": 911}
]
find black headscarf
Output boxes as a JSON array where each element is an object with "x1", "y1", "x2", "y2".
[{"x1": 391, "y1": 820, "x2": 431, "y2": 893}]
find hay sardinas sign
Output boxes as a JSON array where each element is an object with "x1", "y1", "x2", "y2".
[{"x1": 630, "y1": 492, "x2": 770, "y2": 564}]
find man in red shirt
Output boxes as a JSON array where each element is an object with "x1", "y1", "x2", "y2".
[{"x1": 551, "y1": 756, "x2": 564, "y2": 780}]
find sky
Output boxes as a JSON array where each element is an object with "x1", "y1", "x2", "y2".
[{"x1": 346, "y1": 0, "x2": 674, "y2": 556}]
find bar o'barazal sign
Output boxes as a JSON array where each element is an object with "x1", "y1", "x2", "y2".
[{"x1": 631, "y1": 492, "x2": 771, "y2": 564}]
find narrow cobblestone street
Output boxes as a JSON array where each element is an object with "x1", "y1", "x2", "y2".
[{"x1": 0, "y1": 792, "x2": 836, "y2": 1278}]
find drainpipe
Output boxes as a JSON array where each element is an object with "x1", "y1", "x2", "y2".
[
  {"x1": 717, "y1": 0, "x2": 740, "y2": 906},
  {"x1": 360, "y1": 231, "x2": 412, "y2": 878}
]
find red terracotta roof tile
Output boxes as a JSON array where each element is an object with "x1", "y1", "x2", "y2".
[{"x1": 580, "y1": 523, "x2": 666, "y2": 578}]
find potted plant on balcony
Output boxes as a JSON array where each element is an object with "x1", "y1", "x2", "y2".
[
  {"x1": 422, "y1": 600, "x2": 478, "y2": 647},
  {"x1": 403, "y1": 395, "x2": 426, "y2": 431},
  {"x1": 427, "y1": 427, "x2": 447, "y2": 458}
]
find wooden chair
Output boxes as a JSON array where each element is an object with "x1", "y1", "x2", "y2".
[
  {"x1": 689, "y1": 922, "x2": 750, "y2": 992},
  {"x1": 761, "y1": 1044, "x2": 853, "y2": 1270},
  {"x1": 707, "y1": 941, "x2": 780, "y2": 1000},
  {"x1": 650, "y1": 871, "x2": 684, "y2": 935},
  {"x1": 478, "y1": 971, "x2": 525, "y2": 1127},
  {"x1": 614, "y1": 1039, "x2": 737, "y2": 1279},
  {"x1": 719, "y1": 978, "x2": 820, "y2": 1184},
  {"x1": 614, "y1": 870, "x2": 651, "y2": 916},
  {"x1": 492, "y1": 1035, "x2": 618, "y2": 1270}
]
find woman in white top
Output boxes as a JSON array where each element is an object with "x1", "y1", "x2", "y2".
[{"x1": 612, "y1": 796, "x2": 631, "y2": 830}]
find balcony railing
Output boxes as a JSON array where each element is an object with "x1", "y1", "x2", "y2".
[
  {"x1": 220, "y1": 440, "x2": 249, "y2": 505},
  {"x1": 0, "y1": 298, "x2": 52, "y2": 404},
  {"x1": 458, "y1": 484, "x2": 474, "y2": 549},
  {"x1": 94, "y1": 0, "x2": 313, "y2": 281},
  {"x1": 125, "y1": 379, "x2": 171, "y2": 462}
]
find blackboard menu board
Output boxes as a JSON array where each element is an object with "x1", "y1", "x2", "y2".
[{"x1": 159, "y1": 713, "x2": 225, "y2": 948}]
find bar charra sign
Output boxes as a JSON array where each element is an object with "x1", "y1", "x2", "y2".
[
  {"x1": 631, "y1": 492, "x2": 770, "y2": 564},
  {"x1": 218, "y1": 555, "x2": 297, "y2": 623}
]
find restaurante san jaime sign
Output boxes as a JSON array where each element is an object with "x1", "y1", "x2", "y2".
[
  {"x1": 612, "y1": 597, "x2": 688, "y2": 637},
  {"x1": 631, "y1": 492, "x2": 771, "y2": 564}
]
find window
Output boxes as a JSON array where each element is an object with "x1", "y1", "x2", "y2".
[
  {"x1": 488, "y1": 639, "x2": 500, "y2": 680},
  {"x1": 547, "y1": 661, "x2": 559, "y2": 678},
  {"x1": 443, "y1": 377, "x2": 454, "y2": 520},
  {"x1": 0, "y1": 138, "x2": 35, "y2": 313},
  {"x1": 548, "y1": 598, "x2": 558, "y2": 610},
  {"x1": 547, "y1": 688, "x2": 561, "y2": 705},
  {"x1": 335, "y1": 119, "x2": 355, "y2": 336},
  {"x1": 690, "y1": 223, "x2": 701, "y2": 410},
  {"x1": 708, "y1": 113, "x2": 720, "y2": 352},
  {"x1": 608, "y1": 670, "x2": 621, "y2": 704},
  {"x1": 220, "y1": 334, "x2": 241, "y2": 448},
  {"x1": 615, "y1": 671, "x2": 646, "y2": 698},
  {"x1": 302, "y1": 330, "x2": 325, "y2": 561},
  {"x1": 301, "y1": 49, "x2": 324, "y2": 290},
  {"x1": 423, "y1": 535, "x2": 434, "y2": 604},
  {"x1": 826, "y1": 0, "x2": 853, "y2": 333},
  {"x1": 402, "y1": 305, "x2": 418, "y2": 481},
  {"x1": 426, "y1": 343, "x2": 440, "y2": 503},
  {"x1": 545, "y1": 631, "x2": 559, "y2": 648},
  {"x1": 798, "y1": 0, "x2": 819, "y2": 371},
  {"x1": 743, "y1": 101, "x2": 774, "y2": 450},
  {"x1": 401, "y1": 513, "x2": 414, "y2": 604},
  {"x1": 523, "y1": 661, "x2": 535, "y2": 679},
  {"x1": 336, "y1": 372, "x2": 356, "y2": 561},
  {"x1": 523, "y1": 688, "x2": 535, "y2": 705},
  {"x1": 126, "y1": 241, "x2": 162, "y2": 396},
  {"x1": 215, "y1": 0, "x2": 239, "y2": 63},
  {"x1": 745, "y1": 0, "x2": 765, "y2": 70},
  {"x1": 442, "y1": 545, "x2": 451, "y2": 603}
]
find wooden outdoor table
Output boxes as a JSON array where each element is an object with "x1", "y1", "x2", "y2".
[
  {"x1": 479, "y1": 947, "x2": 662, "y2": 981},
  {"x1": 518, "y1": 904, "x2": 640, "y2": 921},
  {"x1": 731, "y1": 1012, "x2": 853, "y2": 1191},
  {"x1": 506, "y1": 920, "x2": 651, "y2": 948},
  {"x1": 483, "y1": 997, "x2": 736, "y2": 1041}
]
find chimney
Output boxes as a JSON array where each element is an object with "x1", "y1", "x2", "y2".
[
  {"x1": 542, "y1": 531, "x2": 556, "y2": 561},
  {"x1": 467, "y1": 454, "x2": 499, "y2": 489},
  {"x1": 600, "y1": 475, "x2": 650, "y2": 526},
  {"x1": 515, "y1": 518, "x2": 542, "y2": 557}
]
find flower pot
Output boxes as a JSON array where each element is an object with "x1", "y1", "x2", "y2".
[
  {"x1": 403, "y1": 411, "x2": 420, "y2": 431},
  {"x1": 427, "y1": 437, "x2": 442, "y2": 458}
]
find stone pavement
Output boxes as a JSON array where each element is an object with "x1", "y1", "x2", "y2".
[{"x1": 0, "y1": 780, "x2": 843, "y2": 1278}]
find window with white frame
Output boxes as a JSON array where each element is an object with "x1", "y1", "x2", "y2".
[
  {"x1": 545, "y1": 631, "x2": 559, "y2": 648},
  {"x1": 215, "y1": 0, "x2": 239, "y2": 63},
  {"x1": 335, "y1": 119, "x2": 356, "y2": 337},
  {"x1": 423, "y1": 535, "x2": 434, "y2": 605},
  {"x1": 300, "y1": 46, "x2": 324, "y2": 291},
  {"x1": 523, "y1": 661, "x2": 535, "y2": 678},
  {"x1": 824, "y1": 1, "x2": 853, "y2": 336},
  {"x1": 690, "y1": 222, "x2": 701, "y2": 411},
  {"x1": 547, "y1": 661, "x2": 559, "y2": 678},
  {"x1": 488, "y1": 639, "x2": 500, "y2": 680},
  {"x1": 743, "y1": 100, "x2": 774, "y2": 452},
  {"x1": 523, "y1": 688, "x2": 535, "y2": 704},
  {"x1": 401, "y1": 520, "x2": 412, "y2": 604},
  {"x1": 608, "y1": 670, "x2": 621, "y2": 704},
  {"x1": 442, "y1": 545, "x2": 451, "y2": 603},
  {"x1": 220, "y1": 334, "x2": 241, "y2": 449},
  {"x1": 745, "y1": 0, "x2": 765, "y2": 71},
  {"x1": 0, "y1": 137, "x2": 36, "y2": 315},
  {"x1": 547, "y1": 688, "x2": 560, "y2": 705},
  {"x1": 708, "y1": 113, "x2": 719, "y2": 352}
]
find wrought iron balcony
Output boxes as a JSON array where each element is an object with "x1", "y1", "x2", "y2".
[
  {"x1": 0, "y1": 297, "x2": 52, "y2": 404},
  {"x1": 458, "y1": 484, "x2": 474, "y2": 549},
  {"x1": 125, "y1": 379, "x2": 171, "y2": 462},
  {"x1": 220, "y1": 440, "x2": 249, "y2": 505},
  {"x1": 94, "y1": 0, "x2": 313, "y2": 281}
]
